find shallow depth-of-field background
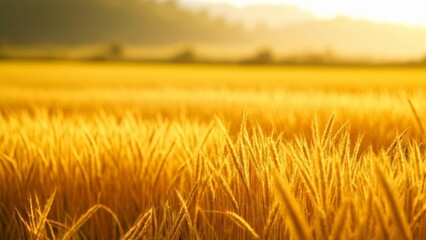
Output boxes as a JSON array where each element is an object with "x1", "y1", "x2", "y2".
[{"x1": 1, "y1": 62, "x2": 426, "y2": 239}]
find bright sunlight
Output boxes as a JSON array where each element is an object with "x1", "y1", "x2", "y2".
[{"x1": 190, "y1": 0, "x2": 426, "y2": 26}]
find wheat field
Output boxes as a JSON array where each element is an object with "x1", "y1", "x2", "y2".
[{"x1": 1, "y1": 62, "x2": 426, "y2": 239}]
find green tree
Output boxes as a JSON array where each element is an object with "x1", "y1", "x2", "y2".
[
  {"x1": 0, "y1": 38, "x2": 5, "y2": 58},
  {"x1": 244, "y1": 48, "x2": 274, "y2": 64},
  {"x1": 107, "y1": 42, "x2": 124, "y2": 60},
  {"x1": 170, "y1": 48, "x2": 196, "y2": 63}
]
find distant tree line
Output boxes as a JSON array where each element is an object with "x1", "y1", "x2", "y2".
[{"x1": 0, "y1": 0, "x2": 253, "y2": 46}]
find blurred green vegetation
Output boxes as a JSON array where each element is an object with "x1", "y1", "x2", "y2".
[
  {"x1": 1, "y1": 0, "x2": 426, "y2": 65},
  {"x1": 0, "y1": 0, "x2": 252, "y2": 46}
]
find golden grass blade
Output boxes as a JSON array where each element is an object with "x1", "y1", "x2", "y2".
[
  {"x1": 330, "y1": 120, "x2": 350, "y2": 145},
  {"x1": 274, "y1": 173, "x2": 312, "y2": 240},
  {"x1": 216, "y1": 117, "x2": 251, "y2": 197},
  {"x1": 34, "y1": 191, "x2": 56, "y2": 239},
  {"x1": 375, "y1": 163, "x2": 412, "y2": 240},
  {"x1": 152, "y1": 141, "x2": 176, "y2": 190},
  {"x1": 176, "y1": 190, "x2": 193, "y2": 227},
  {"x1": 224, "y1": 211, "x2": 260, "y2": 239},
  {"x1": 61, "y1": 205, "x2": 102, "y2": 240},
  {"x1": 15, "y1": 209, "x2": 35, "y2": 237},
  {"x1": 166, "y1": 181, "x2": 200, "y2": 240},
  {"x1": 62, "y1": 205, "x2": 123, "y2": 240},
  {"x1": 121, "y1": 208, "x2": 152, "y2": 240},
  {"x1": 410, "y1": 205, "x2": 426, "y2": 228},
  {"x1": 263, "y1": 203, "x2": 280, "y2": 240},
  {"x1": 321, "y1": 113, "x2": 335, "y2": 146},
  {"x1": 15, "y1": 191, "x2": 56, "y2": 239},
  {"x1": 374, "y1": 197, "x2": 390, "y2": 240},
  {"x1": 407, "y1": 98, "x2": 425, "y2": 136},
  {"x1": 216, "y1": 176, "x2": 239, "y2": 211},
  {"x1": 175, "y1": 190, "x2": 201, "y2": 240},
  {"x1": 385, "y1": 129, "x2": 409, "y2": 156},
  {"x1": 293, "y1": 157, "x2": 320, "y2": 206},
  {"x1": 237, "y1": 109, "x2": 248, "y2": 142},
  {"x1": 329, "y1": 201, "x2": 349, "y2": 240}
]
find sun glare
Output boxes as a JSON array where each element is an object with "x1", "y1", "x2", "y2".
[{"x1": 204, "y1": 0, "x2": 426, "y2": 26}]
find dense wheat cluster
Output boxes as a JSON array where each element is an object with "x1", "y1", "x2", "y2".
[{"x1": 1, "y1": 63, "x2": 426, "y2": 239}]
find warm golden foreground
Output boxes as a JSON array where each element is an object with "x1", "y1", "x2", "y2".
[{"x1": 1, "y1": 62, "x2": 426, "y2": 239}]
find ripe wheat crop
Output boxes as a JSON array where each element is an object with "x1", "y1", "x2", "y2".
[{"x1": 1, "y1": 62, "x2": 426, "y2": 239}]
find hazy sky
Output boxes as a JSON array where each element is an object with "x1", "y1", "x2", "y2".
[{"x1": 185, "y1": 0, "x2": 426, "y2": 26}]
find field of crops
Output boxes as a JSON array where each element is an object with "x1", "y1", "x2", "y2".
[{"x1": 1, "y1": 62, "x2": 426, "y2": 239}]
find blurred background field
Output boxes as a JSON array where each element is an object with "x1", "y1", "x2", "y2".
[{"x1": 1, "y1": 61, "x2": 426, "y2": 154}]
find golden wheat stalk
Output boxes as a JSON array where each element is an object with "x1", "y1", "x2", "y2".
[
  {"x1": 121, "y1": 208, "x2": 153, "y2": 240},
  {"x1": 263, "y1": 203, "x2": 280, "y2": 240},
  {"x1": 224, "y1": 211, "x2": 260, "y2": 239},
  {"x1": 167, "y1": 181, "x2": 200, "y2": 240},
  {"x1": 329, "y1": 201, "x2": 349, "y2": 240},
  {"x1": 374, "y1": 197, "x2": 390, "y2": 240},
  {"x1": 216, "y1": 175, "x2": 239, "y2": 211},
  {"x1": 216, "y1": 117, "x2": 251, "y2": 197},
  {"x1": 375, "y1": 163, "x2": 413, "y2": 240},
  {"x1": 176, "y1": 190, "x2": 193, "y2": 227},
  {"x1": 152, "y1": 141, "x2": 176, "y2": 190},
  {"x1": 321, "y1": 113, "x2": 335, "y2": 146},
  {"x1": 15, "y1": 191, "x2": 56, "y2": 239},
  {"x1": 34, "y1": 191, "x2": 56, "y2": 239},
  {"x1": 269, "y1": 139, "x2": 282, "y2": 172},
  {"x1": 294, "y1": 157, "x2": 320, "y2": 206},
  {"x1": 410, "y1": 205, "x2": 426, "y2": 228},
  {"x1": 274, "y1": 173, "x2": 312, "y2": 240},
  {"x1": 62, "y1": 204, "x2": 123, "y2": 240},
  {"x1": 175, "y1": 190, "x2": 201, "y2": 240},
  {"x1": 407, "y1": 98, "x2": 425, "y2": 136}
]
